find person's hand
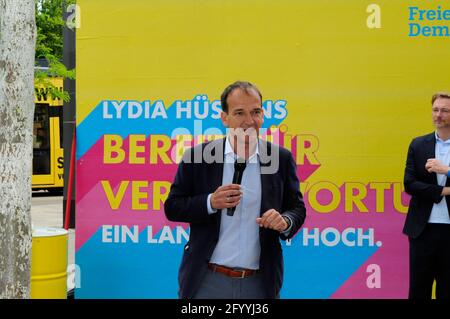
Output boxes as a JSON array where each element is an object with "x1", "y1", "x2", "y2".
[
  {"x1": 442, "y1": 187, "x2": 450, "y2": 196},
  {"x1": 210, "y1": 184, "x2": 242, "y2": 210},
  {"x1": 256, "y1": 209, "x2": 289, "y2": 232},
  {"x1": 425, "y1": 158, "x2": 450, "y2": 175}
]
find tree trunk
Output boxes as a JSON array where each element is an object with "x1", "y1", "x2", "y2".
[{"x1": 0, "y1": 0, "x2": 36, "y2": 298}]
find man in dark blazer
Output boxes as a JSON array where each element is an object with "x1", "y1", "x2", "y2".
[
  {"x1": 404, "y1": 92, "x2": 450, "y2": 299},
  {"x1": 164, "y1": 81, "x2": 306, "y2": 299}
]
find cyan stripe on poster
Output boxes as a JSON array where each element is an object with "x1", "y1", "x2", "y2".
[
  {"x1": 76, "y1": 97, "x2": 287, "y2": 160},
  {"x1": 75, "y1": 227, "x2": 378, "y2": 298},
  {"x1": 281, "y1": 229, "x2": 379, "y2": 298},
  {"x1": 75, "y1": 227, "x2": 187, "y2": 299}
]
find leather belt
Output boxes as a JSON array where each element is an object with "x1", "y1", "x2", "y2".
[{"x1": 208, "y1": 263, "x2": 257, "y2": 278}]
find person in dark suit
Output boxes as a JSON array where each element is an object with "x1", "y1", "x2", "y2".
[
  {"x1": 404, "y1": 92, "x2": 450, "y2": 299},
  {"x1": 164, "y1": 81, "x2": 306, "y2": 299}
]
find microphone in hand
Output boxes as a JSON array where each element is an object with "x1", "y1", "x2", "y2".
[{"x1": 227, "y1": 158, "x2": 247, "y2": 216}]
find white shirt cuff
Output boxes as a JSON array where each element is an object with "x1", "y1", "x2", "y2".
[
  {"x1": 207, "y1": 194, "x2": 218, "y2": 214},
  {"x1": 281, "y1": 215, "x2": 293, "y2": 235}
]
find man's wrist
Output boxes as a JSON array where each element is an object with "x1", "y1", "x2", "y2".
[
  {"x1": 207, "y1": 194, "x2": 217, "y2": 214},
  {"x1": 443, "y1": 187, "x2": 450, "y2": 196},
  {"x1": 282, "y1": 216, "x2": 292, "y2": 232}
]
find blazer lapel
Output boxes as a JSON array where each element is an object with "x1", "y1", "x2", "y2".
[
  {"x1": 207, "y1": 138, "x2": 225, "y2": 230},
  {"x1": 423, "y1": 132, "x2": 450, "y2": 217},
  {"x1": 424, "y1": 132, "x2": 438, "y2": 184},
  {"x1": 424, "y1": 132, "x2": 436, "y2": 160},
  {"x1": 208, "y1": 138, "x2": 225, "y2": 191},
  {"x1": 259, "y1": 140, "x2": 272, "y2": 217}
]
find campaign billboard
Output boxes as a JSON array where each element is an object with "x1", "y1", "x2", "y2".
[{"x1": 75, "y1": 0, "x2": 450, "y2": 298}]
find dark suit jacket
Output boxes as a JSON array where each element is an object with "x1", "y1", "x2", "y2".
[
  {"x1": 403, "y1": 132, "x2": 450, "y2": 238},
  {"x1": 164, "y1": 138, "x2": 306, "y2": 299}
]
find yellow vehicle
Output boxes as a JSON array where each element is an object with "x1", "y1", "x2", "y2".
[{"x1": 32, "y1": 77, "x2": 64, "y2": 194}]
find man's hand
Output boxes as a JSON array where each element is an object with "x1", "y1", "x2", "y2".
[
  {"x1": 256, "y1": 209, "x2": 289, "y2": 233},
  {"x1": 210, "y1": 184, "x2": 242, "y2": 210},
  {"x1": 425, "y1": 158, "x2": 450, "y2": 175},
  {"x1": 442, "y1": 187, "x2": 450, "y2": 196}
]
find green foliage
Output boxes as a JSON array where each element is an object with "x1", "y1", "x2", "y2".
[
  {"x1": 35, "y1": 0, "x2": 76, "y2": 102},
  {"x1": 36, "y1": 0, "x2": 65, "y2": 60},
  {"x1": 35, "y1": 61, "x2": 75, "y2": 102}
]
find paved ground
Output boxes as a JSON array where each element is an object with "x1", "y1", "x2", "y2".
[{"x1": 31, "y1": 191, "x2": 75, "y2": 292}]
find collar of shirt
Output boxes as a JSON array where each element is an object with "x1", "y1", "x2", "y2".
[
  {"x1": 435, "y1": 131, "x2": 450, "y2": 144},
  {"x1": 224, "y1": 136, "x2": 260, "y2": 163}
]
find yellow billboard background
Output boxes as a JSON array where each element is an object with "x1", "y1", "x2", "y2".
[
  {"x1": 77, "y1": 0, "x2": 448, "y2": 184},
  {"x1": 76, "y1": 0, "x2": 449, "y2": 298}
]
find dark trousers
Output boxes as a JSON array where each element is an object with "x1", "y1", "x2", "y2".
[
  {"x1": 409, "y1": 223, "x2": 450, "y2": 299},
  {"x1": 192, "y1": 269, "x2": 268, "y2": 299}
]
